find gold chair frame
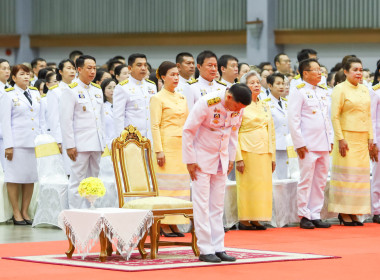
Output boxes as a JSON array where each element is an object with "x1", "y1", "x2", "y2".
[{"x1": 112, "y1": 125, "x2": 199, "y2": 259}]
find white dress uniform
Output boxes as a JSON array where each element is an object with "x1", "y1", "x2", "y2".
[
  {"x1": 288, "y1": 82, "x2": 333, "y2": 220},
  {"x1": 290, "y1": 74, "x2": 327, "y2": 91},
  {"x1": 104, "y1": 101, "x2": 115, "y2": 148},
  {"x1": 40, "y1": 95, "x2": 48, "y2": 133},
  {"x1": 263, "y1": 93, "x2": 289, "y2": 179},
  {"x1": 220, "y1": 78, "x2": 233, "y2": 88},
  {"x1": 185, "y1": 76, "x2": 227, "y2": 111},
  {"x1": 0, "y1": 81, "x2": 6, "y2": 170},
  {"x1": 113, "y1": 76, "x2": 157, "y2": 140},
  {"x1": 1, "y1": 85, "x2": 45, "y2": 183},
  {"x1": 258, "y1": 88, "x2": 270, "y2": 101},
  {"x1": 47, "y1": 82, "x2": 72, "y2": 175},
  {"x1": 370, "y1": 83, "x2": 380, "y2": 215},
  {"x1": 176, "y1": 75, "x2": 193, "y2": 111},
  {"x1": 60, "y1": 79, "x2": 105, "y2": 209},
  {"x1": 182, "y1": 91, "x2": 243, "y2": 255}
]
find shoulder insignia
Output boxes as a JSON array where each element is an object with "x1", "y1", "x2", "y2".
[
  {"x1": 69, "y1": 82, "x2": 78, "y2": 89},
  {"x1": 119, "y1": 79, "x2": 129, "y2": 86},
  {"x1": 28, "y1": 86, "x2": 38, "y2": 91},
  {"x1": 373, "y1": 84, "x2": 380, "y2": 91},
  {"x1": 187, "y1": 79, "x2": 199, "y2": 85},
  {"x1": 145, "y1": 79, "x2": 156, "y2": 85},
  {"x1": 281, "y1": 97, "x2": 288, "y2": 102},
  {"x1": 317, "y1": 83, "x2": 328, "y2": 90},
  {"x1": 91, "y1": 82, "x2": 101, "y2": 89},
  {"x1": 296, "y1": 83, "x2": 305, "y2": 89},
  {"x1": 207, "y1": 97, "x2": 221, "y2": 107},
  {"x1": 294, "y1": 74, "x2": 301, "y2": 80},
  {"x1": 216, "y1": 80, "x2": 227, "y2": 86},
  {"x1": 41, "y1": 93, "x2": 47, "y2": 98},
  {"x1": 263, "y1": 98, "x2": 271, "y2": 102},
  {"x1": 49, "y1": 84, "x2": 59, "y2": 91},
  {"x1": 5, "y1": 87, "x2": 14, "y2": 92}
]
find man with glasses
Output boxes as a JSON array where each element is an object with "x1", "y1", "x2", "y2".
[
  {"x1": 274, "y1": 53, "x2": 292, "y2": 76},
  {"x1": 288, "y1": 58, "x2": 333, "y2": 229}
]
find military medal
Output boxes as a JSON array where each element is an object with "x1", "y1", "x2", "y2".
[
  {"x1": 201, "y1": 89, "x2": 207, "y2": 96},
  {"x1": 312, "y1": 110, "x2": 316, "y2": 114},
  {"x1": 213, "y1": 119, "x2": 219, "y2": 124},
  {"x1": 232, "y1": 126, "x2": 237, "y2": 131},
  {"x1": 83, "y1": 106, "x2": 86, "y2": 111}
]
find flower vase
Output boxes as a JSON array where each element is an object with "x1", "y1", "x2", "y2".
[{"x1": 86, "y1": 195, "x2": 98, "y2": 210}]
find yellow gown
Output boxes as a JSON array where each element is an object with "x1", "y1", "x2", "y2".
[
  {"x1": 150, "y1": 88, "x2": 190, "y2": 223},
  {"x1": 235, "y1": 99, "x2": 276, "y2": 221},
  {"x1": 329, "y1": 80, "x2": 373, "y2": 214}
]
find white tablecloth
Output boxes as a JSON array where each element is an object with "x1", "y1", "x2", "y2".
[{"x1": 58, "y1": 208, "x2": 153, "y2": 260}]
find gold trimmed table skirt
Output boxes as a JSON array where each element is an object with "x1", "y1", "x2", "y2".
[
  {"x1": 236, "y1": 151, "x2": 273, "y2": 221},
  {"x1": 329, "y1": 131, "x2": 371, "y2": 214}
]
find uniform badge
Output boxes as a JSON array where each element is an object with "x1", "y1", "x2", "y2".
[
  {"x1": 148, "y1": 89, "x2": 155, "y2": 95},
  {"x1": 232, "y1": 126, "x2": 237, "y2": 131},
  {"x1": 12, "y1": 98, "x2": 20, "y2": 106},
  {"x1": 83, "y1": 106, "x2": 86, "y2": 111},
  {"x1": 213, "y1": 119, "x2": 219, "y2": 124},
  {"x1": 201, "y1": 89, "x2": 207, "y2": 96},
  {"x1": 95, "y1": 94, "x2": 101, "y2": 98},
  {"x1": 78, "y1": 93, "x2": 85, "y2": 99},
  {"x1": 285, "y1": 103, "x2": 288, "y2": 109},
  {"x1": 214, "y1": 113, "x2": 220, "y2": 119},
  {"x1": 312, "y1": 110, "x2": 316, "y2": 114},
  {"x1": 231, "y1": 112, "x2": 239, "y2": 118}
]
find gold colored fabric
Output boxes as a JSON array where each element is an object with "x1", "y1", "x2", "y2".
[
  {"x1": 329, "y1": 130, "x2": 371, "y2": 214},
  {"x1": 35, "y1": 142, "x2": 60, "y2": 158},
  {"x1": 123, "y1": 196, "x2": 193, "y2": 210},
  {"x1": 102, "y1": 145, "x2": 111, "y2": 157},
  {"x1": 236, "y1": 152, "x2": 272, "y2": 221},
  {"x1": 123, "y1": 143, "x2": 149, "y2": 192},
  {"x1": 331, "y1": 80, "x2": 373, "y2": 141},
  {"x1": 286, "y1": 146, "x2": 297, "y2": 158}
]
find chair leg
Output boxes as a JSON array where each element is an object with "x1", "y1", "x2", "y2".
[
  {"x1": 150, "y1": 219, "x2": 159, "y2": 259},
  {"x1": 65, "y1": 226, "x2": 75, "y2": 259},
  {"x1": 138, "y1": 231, "x2": 148, "y2": 259},
  {"x1": 190, "y1": 217, "x2": 200, "y2": 256}
]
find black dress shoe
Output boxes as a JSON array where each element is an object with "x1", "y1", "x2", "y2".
[
  {"x1": 24, "y1": 219, "x2": 33, "y2": 225},
  {"x1": 215, "y1": 251, "x2": 236, "y2": 262},
  {"x1": 199, "y1": 254, "x2": 221, "y2": 263},
  {"x1": 160, "y1": 228, "x2": 177, "y2": 237},
  {"x1": 311, "y1": 219, "x2": 331, "y2": 228},
  {"x1": 12, "y1": 216, "x2": 27, "y2": 226},
  {"x1": 169, "y1": 225, "x2": 185, "y2": 237},
  {"x1": 300, "y1": 217, "x2": 315, "y2": 229},
  {"x1": 373, "y1": 215, "x2": 380, "y2": 224},
  {"x1": 250, "y1": 221, "x2": 267, "y2": 230},
  {"x1": 238, "y1": 222, "x2": 255, "y2": 230}
]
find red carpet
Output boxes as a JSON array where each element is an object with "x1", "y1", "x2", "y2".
[{"x1": 1, "y1": 224, "x2": 380, "y2": 279}]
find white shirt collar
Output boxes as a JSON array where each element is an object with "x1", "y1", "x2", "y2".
[
  {"x1": 199, "y1": 76, "x2": 213, "y2": 86},
  {"x1": 77, "y1": 78, "x2": 90, "y2": 89},
  {"x1": 129, "y1": 75, "x2": 144, "y2": 85},
  {"x1": 220, "y1": 78, "x2": 233, "y2": 87}
]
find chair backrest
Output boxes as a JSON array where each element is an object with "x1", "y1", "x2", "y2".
[{"x1": 112, "y1": 125, "x2": 159, "y2": 207}]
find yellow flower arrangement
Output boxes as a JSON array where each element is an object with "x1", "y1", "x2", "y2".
[{"x1": 78, "y1": 177, "x2": 106, "y2": 197}]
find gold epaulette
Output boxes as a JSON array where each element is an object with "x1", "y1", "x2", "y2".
[
  {"x1": 281, "y1": 97, "x2": 288, "y2": 102},
  {"x1": 41, "y1": 93, "x2": 47, "y2": 98},
  {"x1": 91, "y1": 82, "x2": 101, "y2": 89},
  {"x1": 207, "y1": 97, "x2": 221, "y2": 107},
  {"x1": 296, "y1": 83, "x2": 305, "y2": 89},
  {"x1": 29, "y1": 86, "x2": 38, "y2": 91},
  {"x1": 119, "y1": 79, "x2": 129, "y2": 86},
  {"x1": 263, "y1": 98, "x2": 271, "y2": 102},
  {"x1": 294, "y1": 74, "x2": 301, "y2": 80},
  {"x1": 216, "y1": 80, "x2": 227, "y2": 86},
  {"x1": 5, "y1": 87, "x2": 14, "y2": 92},
  {"x1": 49, "y1": 84, "x2": 58, "y2": 90},
  {"x1": 187, "y1": 79, "x2": 198, "y2": 85},
  {"x1": 145, "y1": 79, "x2": 155, "y2": 85},
  {"x1": 69, "y1": 82, "x2": 78, "y2": 89},
  {"x1": 317, "y1": 83, "x2": 328, "y2": 90},
  {"x1": 373, "y1": 83, "x2": 380, "y2": 91}
]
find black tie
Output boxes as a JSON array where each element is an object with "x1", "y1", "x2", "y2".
[
  {"x1": 4, "y1": 85, "x2": 8, "y2": 89},
  {"x1": 278, "y1": 99, "x2": 282, "y2": 109},
  {"x1": 24, "y1": 91, "x2": 32, "y2": 105},
  {"x1": 266, "y1": 89, "x2": 270, "y2": 96}
]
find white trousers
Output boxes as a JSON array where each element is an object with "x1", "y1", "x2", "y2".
[
  {"x1": 192, "y1": 169, "x2": 227, "y2": 255},
  {"x1": 371, "y1": 156, "x2": 380, "y2": 215},
  {"x1": 297, "y1": 151, "x2": 329, "y2": 220},
  {"x1": 275, "y1": 150, "x2": 288, "y2": 179},
  {"x1": 68, "y1": 151, "x2": 102, "y2": 209}
]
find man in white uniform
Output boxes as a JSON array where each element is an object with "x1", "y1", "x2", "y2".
[
  {"x1": 218, "y1": 55, "x2": 238, "y2": 88},
  {"x1": 288, "y1": 58, "x2": 333, "y2": 229},
  {"x1": 182, "y1": 84, "x2": 251, "y2": 263},
  {"x1": 184, "y1": 50, "x2": 227, "y2": 111},
  {"x1": 30, "y1": 58, "x2": 47, "y2": 86},
  {"x1": 60, "y1": 55, "x2": 105, "y2": 209},
  {"x1": 0, "y1": 58, "x2": 11, "y2": 170},
  {"x1": 113, "y1": 53, "x2": 157, "y2": 139},
  {"x1": 175, "y1": 52, "x2": 195, "y2": 111}
]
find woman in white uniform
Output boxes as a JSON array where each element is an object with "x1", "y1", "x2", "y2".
[
  {"x1": 1, "y1": 64, "x2": 45, "y2": 225},
  {"x1": 101, "y1": 78, "x2": 116, "y2": 148},
  {"x1": 0, "y1": 59, "x2": 11, "y2": 170}
]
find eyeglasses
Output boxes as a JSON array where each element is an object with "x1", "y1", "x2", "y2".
[{"x1": 305, "y1": 69, "x2": 322, "y2": 73}]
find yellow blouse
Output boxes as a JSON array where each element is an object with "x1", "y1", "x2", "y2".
[
  {"x1": 331, "y1": 80, "x2": 373, "y2": 140},
  {"x1": 236, "y1": 100, "x2": 276, "y2": 161},
  {"x1": 150, "y1": 88, "x2": 189, "y2": 152}
]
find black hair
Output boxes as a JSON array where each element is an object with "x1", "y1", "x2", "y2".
[
  {"x1": 373, "y1": 61, "x2": 380, "y2": 86},
  {"x1": 334, "y1": 70, "x2": 346, "y2": 86},
  {"x1": 34, "y1": 79, "x2": 46, "y2": 93},
  {"x1": 196, "y1": 50, "x2": 217, "y2": 66},
  {"x1": 331, "y1": 62, "x2": 342, "y2": 72},
  {"x1": 238, "y1": 62, "x2": 249, "y2": 73},
  {"x1": 299, "y1": 58, "x2": 320, "y2": 79},
  {"x1": 31, "y1": 58, "x2": 46, "y2": 69},
  {"x1": 148, "y1": 71, "x2": 159, "y2": 91},
  {"x1": 228, "y1": 83, "x2": 252, "y2": 106},
  {"x1": 274, "y1": 53, "x2": 287, "y2": 65},
  {"x1": 297, "y1": 49, "x2": 317, "y2": 63},
  {"x1": 194, "y1": 67, "x2": 200, "y2": 79},
  {"x1": 101, "y1": 78, "x2": 117, "y2": 102},
  {"x1": 93, "y1": 69, "x2": 110, "y2": 84},
  {"x1": 176, "y1": 52, "x2": 194, "y2": 64},
  {"x1": 128, "y1": 53, "x2": 147, "y2": 66},
  {"x1": 47, "y1": 62, "x2": 56, "y2": 67},
  {"x1": 157, "y1": 61, "x2": 177, "y2": 80},
  {"x1": 0, "y1": 58, "x2": 9, "y2": 65},
  {"x1": 56, "y1": 59, "x2": 75, "y2": 81},
  {"x1": 107, "y1": 58, "x2": 123, "y2": 72},
  {"x1": 114, "y1": 64, "x2": 128, "y2": 77},
  {"x1": 69, "y1": 50, "x2": 83, "y2": 61},
  {"x1": 45, "y1": 71, "x2": 56, "y2": 83},
  {"x1": 267, "y1": 73, "x2": 285, "y2": 86},
  {"x1": 258, "y1": 62, "x2": 272, "y2": 71},
  {"x1": 217, "y1": 54, "x2": 238, "y2": 76},
  {"x1": 327, "y1": 71, "x2": 336, "y2": 85},
  {"x1": 343, "y1": 57, "x2": 362, "y2": 72},
  {"x1": 113, "y1": 55, "x2": 125, "y2": 61},
  {"x1": 37, "y1": 67, "x2": 55, "y2": 80},
  {"x1": 75, "y1": 55, "x2": 96, "y2": 69}
]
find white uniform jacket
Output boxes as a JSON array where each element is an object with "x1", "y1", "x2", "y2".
[
  {"x1": 113, "y1": 76, "x2": 157, "y2": 139},
  {"x1": 182, "y1": 91, "x2": 243, "y2": 175},
  {"x1": 1, "y1": 85, "x2": 45, "y2": 149},
  {"x1": 104, "y1": 101, "x2": 115, "y2": 148},
  {"x1": 263, "y1": 93, "x2": 289, "y2": 150},
  {"x1": 290, "y1": 73, "x2": 327, "y2": 91},
  {"x1": 60, "y1": 80, "x2": 105, "y2": 152},
  {"x1": 185, "y1": 76, "x2": 227, "y2": 109},
  {"x1": 288, "y1": 82, "x2": 333, "y2": 151},
  {"x1": 370, "y1": 83, "x2": 380, "y2": 145},
  {"x1": 0, "y1": 81, "x2": 6, "y2": 140},
  {"x1": 176, "y1": 75, "x2": 192, "y2": 111},
  {"x1": 47, "y1": 82, "x2": 69, "y2": 144}
]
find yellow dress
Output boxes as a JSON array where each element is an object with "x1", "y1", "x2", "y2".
[
  {"x1": 235, "y1": 99, "x2": 276, "y2": 221},
  {"x1": 150, "y1": 88, "x2": 190, "y2": 223},
  {"x1": 329, "y1": 80, "x2": 373, "y2": 214}
]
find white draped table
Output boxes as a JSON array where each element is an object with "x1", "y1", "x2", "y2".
[{"x1": 58, "y1": 208, "x2": 153, "y2": 261}]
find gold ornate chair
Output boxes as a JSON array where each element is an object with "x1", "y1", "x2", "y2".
[{"x1": 111, "y1": 125, "x2": 199, "y2": 259}]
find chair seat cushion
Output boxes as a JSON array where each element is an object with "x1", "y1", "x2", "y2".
[{"x1": 123, "y1": 196, "x2": 192, "y2": 210}]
